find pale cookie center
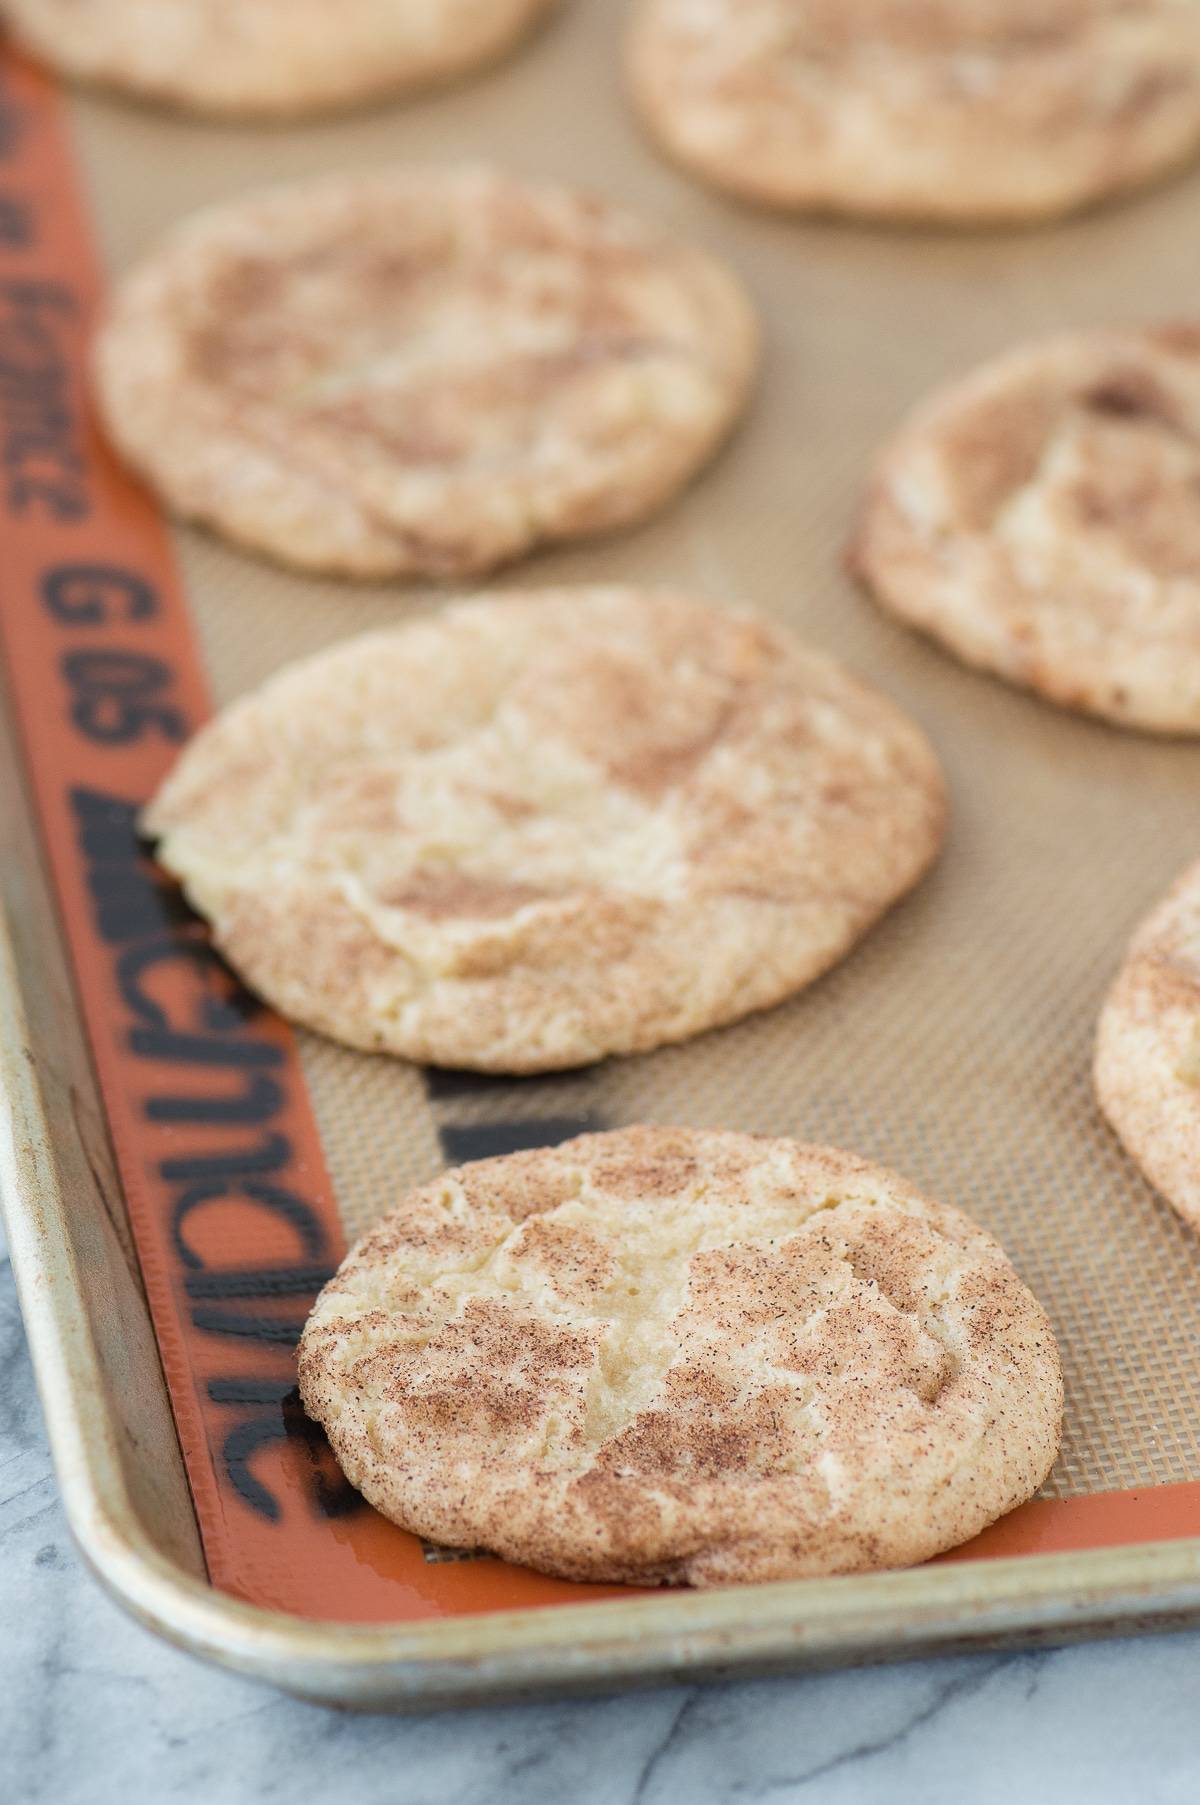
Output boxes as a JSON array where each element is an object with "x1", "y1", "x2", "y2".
[
  {"x1": 358, "y1": 1176, "x2": 965, "y2": 1481},
  {"x1": 191, "y1": 241, "x2": 707, "y2": 468},
  {"x1": 221, "y1": 643, "x2": 777, "y2": 953},
  {"x1": 775, "y1": 0, "x2": 1145, "y2": 57},
  {"x1": 700, "y1": 0, "x2": 1177, "y2": 129},
  {"x1": 294, "y1": 715, "x2": 694, "y2": 952}
]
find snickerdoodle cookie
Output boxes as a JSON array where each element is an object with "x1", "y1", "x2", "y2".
[
  {"x1": 94, "y1": 166, "x2": 757, "y2": 580},
  {"x1": 143, "y1": 587, "x2": 945, "y2": 1072},
  {"x1": 628, "y1": 1, "x2": 1200, "y2": 224},
  {"x1": 1096, "y1": 857, "x2": 1200, "y2": 1233},
  {"x1": 852, "y1": 323, "x2": 1200, "y2": 731},
  {"x1": 3, "y1": 0, "x2": 559, "y2": 117},
  {"x1": 298, "y1": 1126, "x2": 1063, "y2": 1584}
]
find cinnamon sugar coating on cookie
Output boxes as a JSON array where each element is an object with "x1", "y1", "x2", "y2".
[
  {"x1": 142, "y1": 587, "x2": 945, "y2": 1072},
  {"x1": 852, "y1": 324, "x2": 1200, "y2": 732},
  {"x1": 94, "y1": 166, "x2": 757, "y2": 579},
  {"x1": 4, "y1": 0, "x2": 560, "y2": 118},
  {"x1": 1096, "y1": 857, "x2": 1200, "y2": 1232},
  {"x1": 628, "y1": 1, "x2": 1200, "y2": 223},
  {"x1": 298, "y1": 1127, "x2": 1063, "y2": 1584}
]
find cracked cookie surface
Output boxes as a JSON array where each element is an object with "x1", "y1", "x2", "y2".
[
  {"x1": 851, "y1": 323, "x2": 1200, "y2": 732},
  {"x1": 142, "y1": 586, "x2": 945, "y2": 1072},
  {"x1": 94, "y1": 165, "x2": 757, "y2": 579},
  {"x1": 298, "y1": 1126, "x2": 1063, "y2": 1584}
]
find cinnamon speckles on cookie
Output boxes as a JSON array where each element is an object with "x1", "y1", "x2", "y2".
[
  {"x1": 93, "y1": 165, "x2": 758, "y2": 579},
  {"x1": 628, "y1": 0, "x2": 1200, "y2": 224},
  {"x1": 141, "y1": 587, "x2": 946, "y2": 1073},
  {"x1": 297, "y1": 1127, "x2": 1063, "y2": 1585},
  {"x1": 1096, "y1": 857, "x2": 1200, "y2": 1233},
  {"x1": 851, "y1": 324, "x2": 1200, "y2": 732},
  {"x1": 3, "y1": 0, "x2": 561, "y2": 117}
]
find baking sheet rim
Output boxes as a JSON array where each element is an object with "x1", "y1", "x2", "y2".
[{"x1": 6, "y1": 907, "x2": 1200, "y2": 1707}]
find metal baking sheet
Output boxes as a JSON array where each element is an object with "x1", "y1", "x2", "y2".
[{"x1": 3, "y1": 1, "x2": 1200, "y2": 1705}]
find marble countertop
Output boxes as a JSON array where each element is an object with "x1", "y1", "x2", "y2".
[{"x1": 3, "y1": 1232, "x2": 1198, "y2": 1805}]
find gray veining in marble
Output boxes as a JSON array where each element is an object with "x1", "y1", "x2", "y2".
[{"x1": 2, "y1": 1222, "x2": 1199, "y2": 1805}]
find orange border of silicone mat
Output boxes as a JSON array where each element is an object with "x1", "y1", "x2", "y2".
[{"x1": 1, "y1": 41, "x2": 1197, "y2": 1624}]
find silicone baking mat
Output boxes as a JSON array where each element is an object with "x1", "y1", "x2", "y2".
[{"x1": 3, "y1": 2, "x2": 1200, "y2": 1624}]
